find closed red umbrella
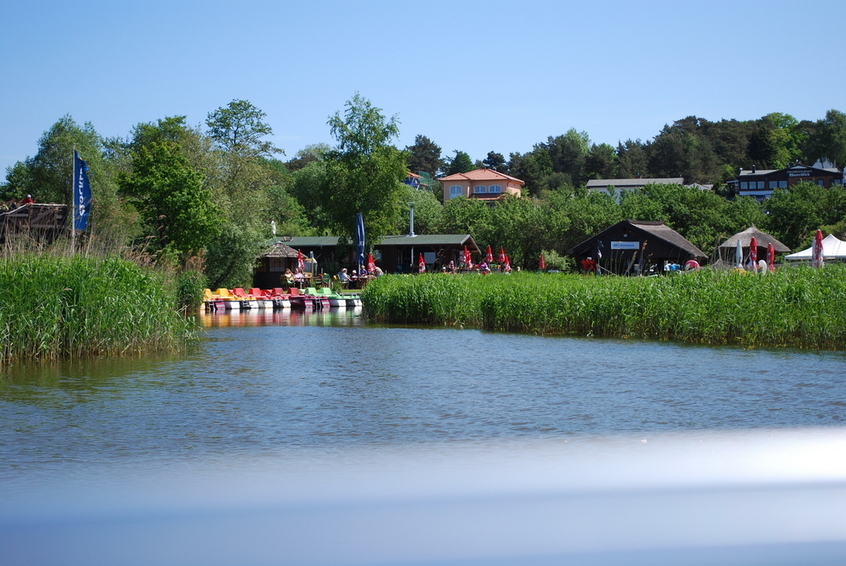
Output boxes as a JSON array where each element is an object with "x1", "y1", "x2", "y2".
[
  {"x1": 539, "y1": 253, "x2": 546, "y2": 270},
  {"x1": 485, "y1": 245, "x2": 494, "y2": 264},
  {"x1": 418, "y1": 253, "x2": 426, "y2": 273},
  {"x1": 498, "y1": 246, "x2": 506, "y2": 264},
  {"x1": 367, "y1": 252, "x2": 376, "y2": 274},
  {"x1": 462, "y1": 246, "x2": 473, "y2": 269},
  {"x1": 504, "y1": 254, "x2": 511, "y2": 272},
  {"x1": 766, "y1": 242, "x2": 776, "y2": 273},
  {"x1": 749, "y1": 237, "x2": 758, "y2": 273},
  {"x1": 812, "y1": 229, "x2": 825, "y2": 268},
  {"x1": 297, "y1": 249, "x2": 305, "y2": 271}
]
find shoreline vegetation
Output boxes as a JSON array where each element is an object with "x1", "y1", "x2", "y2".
[
  {"x1": 361, "y1": 267, "x2": 846, "y2": 350},
  {"x1": 0, "y1": 254, "x2": 196, "y2": 364}
]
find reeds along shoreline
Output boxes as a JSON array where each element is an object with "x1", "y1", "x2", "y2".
[
  {"x1": 360, "y1": 267, "x2": 846, "y2": 350},
  {"x1": 0, "y1": 254, "x2": 196, "y2": 363}
]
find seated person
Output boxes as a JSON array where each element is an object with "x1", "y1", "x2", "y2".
[
  {"x1": 337, "y1": 268, "x2": 350, "y2": 287},
  {"x1": 292, "y1": 268, "x2": 305, "y2": 287}
]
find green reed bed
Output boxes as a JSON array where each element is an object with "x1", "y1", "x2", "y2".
[
  {"x1": 0, "y1": 254, "x2": 196, "y2": 363},
  {"x1": 361, "y1": 267, "x2": 846, "y2": 349}
]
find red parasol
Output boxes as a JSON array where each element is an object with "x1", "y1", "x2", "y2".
[
  {"x1": 367, "y1": 252, "x2": 376, "y2": 274},
  {"x1": 812, "y1": 229, "x2": 825, "y2": 268},
  {"x1": 498, "y1": 246, "x2": 506, "y2": 264},
  {"x1": 766, "y1": 242, "x2": 776, "y2": 273},
  {"x1": 297, "y1": 249, "x2": 305, "y2": 271},
  {"x1": 749, "y1": 236, "x2": 758, "y2": 273},
  {"x1": 418, "y1": 253, "x2": 426, "y2": 273},
  {"x1": 485, "y1": 245, "x2": 494, "y2": 264},
  {"x1": 462, "y1": 246, "x2": 473, "y2": 269},
  {"x1": 503, "y1": 254, "x2": 511, "y2": 272},
  {"x1": 539, "y1": 253, "x2": 546, "y2": 270}
]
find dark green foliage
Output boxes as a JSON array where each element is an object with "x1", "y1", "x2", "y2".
[{"x1": 444, "y1": 150, "x2": 475, "y2": 175}]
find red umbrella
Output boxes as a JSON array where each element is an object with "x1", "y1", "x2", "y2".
[
  {"x1": 539, "y1": 253, "x2": 546, "y2": 270},
  {"x1": 766, "y1": 242, "x2": 776, "y2": 273},
  {"x1": 812, "y1": 229, "x2": 825, "y2": 268},
  {"x1": 297, "y1": 249, "x2": 305, "y2": 271},
  {"x1": 498, "y1": 246, "x2": 506, "y2": 264},
  {"x1": 462, "y1": 246, "x2": 473, "y2": 269},
  {"x1": 503, "y1": 254, "x2": 511, "y2": 272},
  {"x1": 418, "y1": 253, "x2": 426, "y2": 273},
  {"x1": 749, "y1": 236, "x2": 758, "y2": 272},
  {"x1": 367, "y1": 252, "x2": 376, "y2": 274},
  {"x1": 485, "y1": 245, "x2": 494, "y2": 264}
]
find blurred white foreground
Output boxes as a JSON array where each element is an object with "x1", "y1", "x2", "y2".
[{"x1": 2, "y1": 428, "x2": 846, "y2": 566}]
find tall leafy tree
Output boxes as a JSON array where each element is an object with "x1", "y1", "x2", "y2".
[
  {"x1": 444, "y1": 150, "x2": 475, "y2": 175},
  {"x1": 318, "y1": 93, "x2": 408, "y2": 249},
  {"x1": 482, "y1": 151, "x2": 506, "y2": 172},
  {"x1": 808, "y1": 109, "x2": 846, "y2": 167},
  {"x1": 118, "y1": 141, "x2": 222, "y2": 262},
  {"x1": 204, "y1": 100, "x2": 282, "y2": 287},
  {"x1": 764, "y1": 180, "x2": 846, "y2": 249},
  {"x1": 405, "y1": 135, "x2": 444, "y2": 176}
]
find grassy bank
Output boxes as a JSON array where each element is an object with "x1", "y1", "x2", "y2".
[
  {"x1": 0, "y1": 254, "x2": 196, "y2": 363},
  {"x1": 361, "y1": 267, "x2": 846, "y2": 349}
]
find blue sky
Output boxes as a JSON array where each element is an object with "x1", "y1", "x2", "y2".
[{"x1": 2, "y1": 0, "x2": 843, "y2": 182}]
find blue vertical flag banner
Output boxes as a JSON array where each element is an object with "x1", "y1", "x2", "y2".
[
  {"x1": 73, "y1": 151, "x2": 92, "y2": 231},
  {"x1": 355, "y1": 213, "x2": 365, "y2": 269}
]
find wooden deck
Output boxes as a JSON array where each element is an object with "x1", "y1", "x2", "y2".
[{"x1": 0, "y1": 203, "x2": 69, "y2": 245}]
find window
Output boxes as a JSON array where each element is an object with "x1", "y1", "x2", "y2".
[
  {"x1": 817, "y1": 179, "x2": 825, "y2": 186},
  {"x1": 740, "y1": 182, "x2": 749, "y2": 190},
  {"x1": 769, "y1": 180, "x2": 787, "y2": 189},
  {"x1": 449, "y1": 185, "x2": 462, "y2": 199},
  {"x1": 489, "y1": 185, "x2": 502, "y2": 193},
  {"x1": 757, "y1": 181, "x2": 765, "y2": 189},
  {"x1": 474, "y1": 185, "x2": 487, "y2": 194}
]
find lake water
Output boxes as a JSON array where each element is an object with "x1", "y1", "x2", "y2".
[
  {"x1": 2, "y1": 309, "x2": 846, "y2": 565},
  {"x1": 2, "y1": 308, "x2": 844, "y2": 476}
]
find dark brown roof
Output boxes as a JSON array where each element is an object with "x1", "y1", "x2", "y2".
[{"x1": 568, "y1": 219, "x2": 707, "y2": 259}]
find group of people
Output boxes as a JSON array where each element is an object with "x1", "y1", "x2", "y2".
[
  {"x1": 337, "y1": 266, "x2": 383, "y2": 288},
  {"x1": 283, "y1": 268, "x2": 305, "y2": 287},
  {"x1": 0, "y1": 195, "x2": 34, "y2": 213}
]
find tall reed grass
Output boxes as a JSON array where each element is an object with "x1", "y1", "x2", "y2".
[
  {"x1": 361, "y1": 267, "x2": 846, "y2": 349},
  {"x1": 0, "y1": 254, "x2": 196, "y2": 363}
]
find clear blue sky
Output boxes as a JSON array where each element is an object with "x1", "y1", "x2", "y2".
[{"x1": 2, "y1": 0, "x2": 843, "y2": 182}]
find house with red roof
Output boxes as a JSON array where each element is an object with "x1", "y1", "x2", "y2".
[{"x1": 438, "y1": 168, "x2": 524, "y2": 204}]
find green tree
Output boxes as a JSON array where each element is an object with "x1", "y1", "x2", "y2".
[
  {"x1": 585, "y1": 143, "x2": 617, "y2": 179},
  {"x1": 318, "y1": 93, "x2": 408, "y2": 249},
  {"x1": 392, "y1": 184, "x2": 443, "y2": 236},
  {"x1": 204, "y1": 100, "x2": 283, "y2": 286},
  {"x1": 546, "y1": 129, "x2": 590, "y2": 185},
  {"x1": 808, "y1": 109, "x2": 846, "y2": 167},
  {"x1": 444, "y1": 150, "x2": 475, "y2": 175},
  {"x1": 764, "y1": 180, "x2": 846, "y2": 249},
  {"x1": 1, "y1": 115, "x2": 128, "y2": 242},
  {"x1": 405, "y1": 135, "x2": 444, "y2": 176},
  {"x1": 482, "y1": 151, "x2": 506, "y2": 171},
  {"x1": 118, "y1": 141, "x2": 222, "y2": 262}
]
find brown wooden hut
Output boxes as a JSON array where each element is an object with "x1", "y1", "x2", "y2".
[{"x1": 568, "y1": 220, "x2": 707, "y2": 275}]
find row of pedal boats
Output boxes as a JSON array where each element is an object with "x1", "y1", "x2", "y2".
[{"x1": 204, "y1": 287, "x2": 362, "y2": 311}]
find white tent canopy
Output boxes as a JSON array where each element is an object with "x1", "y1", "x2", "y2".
[{"x1": 785, "y1": 233, "x2": 846, "y2": 260}]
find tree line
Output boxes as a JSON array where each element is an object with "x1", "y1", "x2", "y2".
[
  {"x1": 407, "y1": 110, "x2": 846, "y2": 197},
  {"x1": 2, "y1": 96, "x2": 845, "y2": 285}
]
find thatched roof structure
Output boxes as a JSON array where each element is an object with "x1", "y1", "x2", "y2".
[
  {"x1": 718, "y1": 225, "x2": 790, "y2": 253},
  {"x1": 261, "y1": 241, "x2": 301, "y2": 258}
]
